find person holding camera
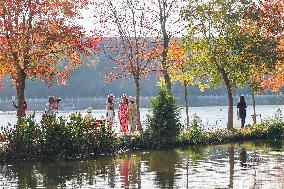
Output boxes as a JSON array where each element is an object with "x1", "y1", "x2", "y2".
[{"x1": 44, "y1": 96, "x2": 61, "y2": 116}]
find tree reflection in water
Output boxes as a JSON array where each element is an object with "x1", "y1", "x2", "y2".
[
  {"x1": 1, "y1": 140, "x2": 284, "y2": 188},
  {"x1": 147, "y1": 149, "x2": 180, "y2": 188},
  {"x1": 228, "y1": 144, "x2": 234, "y2": 189},
  {"x1": 129, "y1": 154, "x2": 141, "y2": 188}
]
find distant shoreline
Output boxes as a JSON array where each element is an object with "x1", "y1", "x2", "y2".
[
  {"x1": 0, "y1": 94, "x2": 283, "y2": 111},
  {"x1": 0, "y1": 104, "x2": 283, "y2": 114}
]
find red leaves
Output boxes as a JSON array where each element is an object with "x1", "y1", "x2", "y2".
[
  {"x1": 57, "y1": 71, "x2": 72, "y2": 85},
  {"x1": 245, "y1": 0, "x2": 284, "y2": 38},
  {"x1": 102, "y1": 37, "x2": 159, "y2": 83},
  {"x1": 0, "y1": 0, "x2": 98, "y2": 88},
  {"x1": 261, "y1": 63, "x2": 284, "y2": 92},
  {"x1": 243, "y1": 0, "x2": 284, "y2": 92},
  {"x1": 83, "y1": 36, "x2": 101, "y2": 50}
]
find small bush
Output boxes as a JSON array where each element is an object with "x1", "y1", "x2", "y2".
[
  {"x1": 178, "y1": 115, "x2": 204, "y2": 144},
  {"x1": 178, "y1": 119, "x2": 284, "y2": 146},
  {"x1": 3, "y1": 113, "x2": 115, "y2": 160},
  {"x1": 6, "y1": 114, "x2": 40, "y2": 158},
  {"x1": 187, "y1": 115, "x2": 204, "y2": 143},
  {"x1": 146, "y1": 89, "x2": 181, "y2": 147},
  {"x1": 266, "y1": 120, "x2": 284, "y2": 139}
]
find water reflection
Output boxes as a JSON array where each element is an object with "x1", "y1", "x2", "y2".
[
  {"x1": 147, "y1": 150, "x2": 179, "y2": 188},
  {"x1": 1, "y1": 141, "x2": 284, "y2": 188},
  {"x1": 239, "y1": 148, "x2": 247, "y2": 167},
  {"x1": 228, "y1": 145, "x2": 234, "y2": 189}
]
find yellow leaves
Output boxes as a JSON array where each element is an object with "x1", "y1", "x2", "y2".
[
  {"x1": 0, "y1": 66, "x2": 8, "y2": 78},
  {"x1": 156, "y1": 78, "x2": 166, "y2": 87},
  {"x1": 65, "y1": 53, "x2": 83, "y2": 70},
  {"x1": 199, "y1": 84, "x2": 210, "y2": 92},
  {"x1": 165, "y1": 39, "x2": 195, "y2": 86}
]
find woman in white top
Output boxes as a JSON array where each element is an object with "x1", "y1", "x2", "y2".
[
  {"x1": 85, "y1": 107, "x2": 93, "y2": 120},
  {"x1": 128, "y1": 96, "x2": 137, "y2": 132},
  {"x1": 106, "y1": 94, "x2": 115, "y2": 124}
]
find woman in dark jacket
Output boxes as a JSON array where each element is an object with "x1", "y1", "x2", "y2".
[{"x1": 237, "y1": 95, "x2": 247, "y2": 128}]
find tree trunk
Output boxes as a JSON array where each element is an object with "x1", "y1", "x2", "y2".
[
  {"x1": 252, "y1": 93, "x2": 257, "y2": 124},
  {"x1": 15, "y1": 69, "x2": 26, "y2": 125},
  {"x1": 227, "y1": 88, "x2": 234, "y2": 129},
  {"x1": 160, "y1": 17, "x2": 171, "y2": 91},
  {"x1": 135, "y1": 79, "x2": 142, "y2": 131},
  {"x1": 184, "y1": 83, "x2": 189, "y2": 127},
  {"x1": 218, "y1": 66, "x2": 234, "y2": 129},
  {"x1": 161, "y1": 45, "x2": 171, "y2": 91}
]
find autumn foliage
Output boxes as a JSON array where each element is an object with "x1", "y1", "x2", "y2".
[
  {"x1": 0, "y1": 0, "x2": 99, "y2": 120},
  {"x1": 102, "y1": 38, "x2": 159, "y2": 83},
  {"x1": 244, "y1": 0, "x2": 284, "y2": 92}
]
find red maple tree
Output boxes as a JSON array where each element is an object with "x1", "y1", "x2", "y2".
[{"x1": 0, "y1": 0, "x2": 99, "y2": 123}]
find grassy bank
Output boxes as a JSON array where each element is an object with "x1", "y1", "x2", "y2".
[
  {"x1": 0, "y1": 90, "x2": 283, "y2": 162},
  {"x1": 0, "y1": 113, "x2": 283, "y2": 162},
  {"x1": 178, "y1": 116, "x2": 284, "y2": 146}
]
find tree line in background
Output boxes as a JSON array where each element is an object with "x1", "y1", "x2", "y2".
[{"x1": 0, "y1": 0, "x2": 283, "y2": 128}]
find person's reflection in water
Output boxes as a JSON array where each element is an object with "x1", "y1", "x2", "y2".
[
  {"x1": 240, "y1": 148, "x2": 247, "y2": 167},
  {"x1": 108, "y1": 160, "x2": 116, "y2": 188},
  {"x1": 120, "y1": 159, "x2": 130, "y2": 188},
  {"x1": 129, "y1": 154, "x2": 141, "y2": 189}
]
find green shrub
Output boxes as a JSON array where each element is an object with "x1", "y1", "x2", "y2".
[
  {"x1": 4, "y1": 113, "x2": 116, "y2": 160},
  {"x1": 187, "y1": 115, "x2": 204, "y2": 143},
  {"x1": 2, "y1": 108, "x2": 283, "y2": 162},
  {"x1": 266, "y1": 120, "x2": 284, "y2": 139},
  {"x1": 146, "y1": 89, "x2": 181, "y2": 147},
  {"x1": 95, "y1": 123, "x2": 115, "y2": 153},
  {"x1": 178, "y1": 115, "x2": 205, "y2": 145},
  {"x1": 40, "y1": 113, "x2": 115, "y2": 157},
  {"x1": 6, "y1": 114, "x2": 40, "y2": 158}
]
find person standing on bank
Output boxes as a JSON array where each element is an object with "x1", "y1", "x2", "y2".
[
  {"x1": 12, "y1": 100, "x2": 28, "y2": 118},
  {"x1": 237, "y1": 95, "x2": 247, "y2": 128},
  {"x1": 106, "y1": 94, "x2": 115, "y2": 126},
  {"x1": 118, "y1": 94, "x2": 129, "y2": 133},
  {"x1": 44, "y1": 96, "x2": 58, "y2": 116},
  {"x1": 128, "y1": 96, "x2": 137, "y2": 133},
  {"x1": 85, "y1": 107, "x2": 93, "y2": 120}
]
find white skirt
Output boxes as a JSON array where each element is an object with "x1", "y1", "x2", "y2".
[{"x1": 106, "y1": 109, "x2": 115, "y2": 122}]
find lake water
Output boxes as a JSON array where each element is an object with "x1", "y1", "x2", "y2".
[
  {"x1": 0, "y1": 105, "x2": 283, "y2": 130},
  {"x1": 0, "y1": 140, "x2": 283, "y2": 188}
]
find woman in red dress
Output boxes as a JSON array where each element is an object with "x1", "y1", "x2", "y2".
[{"x1": 118, "y1": 95, "x2": 129, "y2": 133}]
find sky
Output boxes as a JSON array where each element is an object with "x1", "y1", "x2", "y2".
[{"x1": 77, "y1": 0, "x2": 188, "y2": 37}]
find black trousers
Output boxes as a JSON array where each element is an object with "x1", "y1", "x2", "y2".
[{"x1": 241, "y1": 118, "x2": 246, "y2": 128}]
